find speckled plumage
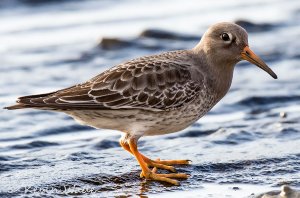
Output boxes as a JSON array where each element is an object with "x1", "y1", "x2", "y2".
[
  {"x1": 5, "y1": 21, "x2": 278, "y2": 139},
  {"x1": 7, "y1": 47, "x2": 227, "y2": 137},
  {"x1": 5, "y1": 22, "x2": 278, "y2": 185},
  {"x1": 5, "y1": 24, "x2": 247, "y2": 138},
  {"x1": 14, "y1": 49, "x2": 222, "y2": 136}
]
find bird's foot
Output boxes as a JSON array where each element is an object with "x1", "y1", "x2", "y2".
[
  {"x1": 140, "y1": 158, "x2": 190, "y2": 185},
  {"x1": 121, "y1": 138, "x2": 190, "y2": 185}
]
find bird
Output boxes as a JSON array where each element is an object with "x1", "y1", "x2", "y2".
[{"x1": 5, "y1": 22, "x2": 277, "y2": 185}]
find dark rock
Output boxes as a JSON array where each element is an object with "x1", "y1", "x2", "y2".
[
  {"x1": 98, "y1": 28, "x2": 199, "y2": 51},
  {"x1": 98, "y1": 38, "x2": 136, "y2": 50},
  {"x1": 98, "y1": 37, "x2": 166, "y2": 51},
  {"x1": 139, "y1": 29, "x2": 199, "y2": 41}
]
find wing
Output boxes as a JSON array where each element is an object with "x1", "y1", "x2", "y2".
[{"x1": 8, "y1": 54, "x2": 202, "y2": 111}]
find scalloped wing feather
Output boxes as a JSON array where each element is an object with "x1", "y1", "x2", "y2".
[{"x1": 9, "y1": 52, "x2": 202, "y2": 111}]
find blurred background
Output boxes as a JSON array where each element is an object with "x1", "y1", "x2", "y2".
[{"x1": 0, "y1": 0, "x2": 299, "y2": 197}]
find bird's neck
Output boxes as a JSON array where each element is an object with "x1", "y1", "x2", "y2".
[
  {"x1": 192, "y1": 45, "x2": 235, "y2": 100},
  {"x1": 212, "y1": 64, "x2": 234, "y2": 100}
]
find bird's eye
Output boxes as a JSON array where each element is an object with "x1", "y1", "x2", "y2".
[{"x1": 220, "y1": 32, "x2": 231, "y2": 42}]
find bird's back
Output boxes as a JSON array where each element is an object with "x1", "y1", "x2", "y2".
[{"x1": 5, "y1": 50, "x2": 215, "y2": 113}]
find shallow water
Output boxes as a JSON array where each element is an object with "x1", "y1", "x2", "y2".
[{"x1": 0, "y1": 0, "x2": 300, "y2": 197}]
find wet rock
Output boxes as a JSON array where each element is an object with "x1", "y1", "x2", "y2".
[
  {"x1": 98, "y1": 38, "x2": 136, "y2": 50},
  {"x1": 258, "y1": 185, "x2": 300, "y2": 198},
  {"x1": 139, "y1": 29, "x2": 199, "y2": 41},
  {"x1": 235, "y1": 20, "x2": 276, "y2": 32},
  {"x1": 97, "y1": 28, "x2": 199, "y2": 51},
  {"x1": 98, "y1": 37, "x2": 165, "y2": 50}
]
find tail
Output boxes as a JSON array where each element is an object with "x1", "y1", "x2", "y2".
[
  {"x1": 4, "y1": 92, "x2": 56, "y2": 110},
  {"x1": 4, "y1": 104, "x2": 29, "y2": 110}
]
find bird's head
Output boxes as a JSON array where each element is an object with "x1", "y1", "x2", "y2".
[{"x1": 196, "y1": 22, "x2": 277, "y2": 79}]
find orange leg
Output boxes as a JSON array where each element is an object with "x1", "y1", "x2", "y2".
[
  {"x1": 120, "y1": 139, "x2": 190, "y2": 169},
  {"x1": 120, "y1": 140, "x2": 178, "y2": 173},
  {"x1": 120, "y1": 136, "x2": 189, "y2": 185},
  {"x1": 128, "y1": 138, "x2": 186, "y2": 185}
]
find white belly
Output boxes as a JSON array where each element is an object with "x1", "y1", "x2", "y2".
[{"x1": 65, "y1": 93, "x2": 216, "y2": 138}]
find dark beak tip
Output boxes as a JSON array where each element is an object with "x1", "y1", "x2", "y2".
[{"x1": 271, "y1": 71, "x2": 278, "y2": 79}]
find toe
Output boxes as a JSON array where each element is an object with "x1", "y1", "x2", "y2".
[
  {"x1": 155, "y1": 159, "x2": 191, "y2": 165},
  {"x1": 149, "y1": 162, "x2": 176, "y2": 172},
  {"x1": 149, "y1": 172, "x2": 179, "y2": 185}
]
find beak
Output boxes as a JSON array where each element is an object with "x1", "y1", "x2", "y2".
[{"x1": 241, "y1": 46, "x2": 277, "y2": 79}]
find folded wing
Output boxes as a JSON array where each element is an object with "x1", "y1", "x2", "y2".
[{"x1": 6, "y1": 55, "x2": 201, "y2": 111}]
